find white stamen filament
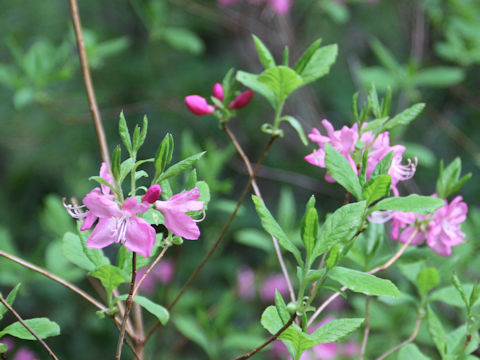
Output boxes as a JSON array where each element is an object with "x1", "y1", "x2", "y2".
[
  {"x1": 193, "y1": 209, "x2": 206, "y2": 223},
  {"x1": 392, "y1": 157, "x2": 417, "y2": 181},
  {"x1": 368, "y1": 210, "x2": 394, "y2": 224},
  {"x1": 112, "y1": 215, "x2": 129, "y2": 244},
  {"x1": 62, "y1": 198, "x2": 88, "y2": 219}
]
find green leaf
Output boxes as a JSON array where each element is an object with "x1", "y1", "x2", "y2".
[
  {"x1": 370, "y1": 39, "x2": 402, "y2": 74},
  {"x1": 297, "y1": 44, "x2": 338, "y2": 85},
  {"x1": 430, "y1": 284, "x2": 480, "y2": 308},
  {"x1": 236, "y1": 70, "x2": 276, "y2": 108},
  {"x1": 416, "y1": 267, "x2": 440, "y2": 297},
  {"x1": 451, "y1": 274, "x2": 469, "y2": 309},
  {"x1": 398, "y1": 344, "x2": 432, "y2": 360},
  {"x1": 368, "y1": 84, "x2": 381, "y2": 119},
  {"x1": 252, "y1": 196, "x2": 303, "y2": 266},
  {"x1": 173, "y1": 316, "x2": 211, "y2": 355},
  {"x1": 0, "y1": 342, "x2": 7, "y2": 354},
  {"x1": 115, "y1": 295, "x2": 169, "y2": 325},
  {"x1": 261, "y1": 306, "x2": 285, "y2": 334},
  {"x1": 370, "y1": 194, "x2": 444, "y2": 215},
  {"x1": 313, "y1": 201, "x2": 366, "y2": 258},
  {"x1": 252, "y1": 34, "x2": 275, "y2": 69},
  {"x1": 362, "y1": 117, "x2": 388, "y2": 132},
  {"x1": 362, "y1": 175, "x2": 391, "y2": 205},
  {"x1": 162, "y1": 27, "x2": 204, "y2": 55},
  {"x1": 132, "y1": 115, "x2": 148, "y2": 152},
  {"x1": 90, "y1": 265, "x2": 129, "y2": 295},
  {"x1": 258, "y1": 66, "x2": 303, "y2": 107},
  {"x1": 436, "y1": 157, "x2": 472, "y2": 199},
  {"x1": 119, "y1": 111, "x2": 132, "y2": 154},
  {"x1": 427, "y1": 305, "x2": 447, "y2": 356},
  {"x1": 324, "y1": 143, "x2": 362, "y2": 199},
  {"x1": 274, "y1": 290, "x2": 290, "y2": 324},
  {"x1": 112, "y1": 145, "x2": 122, "y2": 183},
  {"x1": 301, "y1": 207, "x2": 318, "y2": 262},
  {"x1": 0, "y1": 284, "x2": 21, "y2": 320},
  {"x1": 413, "y1": 67, "x2": 465, "y2": 88},
  {"x1": 371, "y1": 152, "x2": 393, "y2": 177},
  {"x1": 310, "y1": 318, "x2": 364, "y2": 343},
  {"x1": 294, "y1": 39, "x2": 322, "y2": 74},
  {"x1": 384, "y1": 103, "x2": 425, "y2": 130},
  {"x1": 155, "y1": 151, "x2": 206, "y2": 183},
  {"x1": 62, "y1": 232, "x2": 95, "y2": 272},
  {"x1": 281, "y1": 116, "x2": 308, "y2": 145},
  {"x1": 154, "y1": 133, "x2": 174, "y2": 178},
  {"x1": 0, "y1": 318, "x2": 60, "y2": 340},
  {"x1": 328, "y1": 267, "x2": 400, "y2": 297}
]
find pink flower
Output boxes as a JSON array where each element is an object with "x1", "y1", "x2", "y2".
[
  {"x1": 185, "y1": 95, "x2": 215, "y2": 116},
  {"x1": 82, "y1": 192, "x2": 156, "y2": 257},
  {"x1": 213, "y1": 83, "x2": 224, "y2": 101},
  {"x1": 236, "y1": 266, "x2": 255, "y2": 299},
  {"x1": 14, "y1": 348, "x2": 37, "y2": 360},
  {"x1": 155, "y1": 188, "x2": 204, "y2": 240},
  {"x1": 142, "y1": 184, "x2": 162, "y2": 204},
  {"x1": 260, "y1": 273, "x2": 288, "y2": 302},
  {"x1": 268, "y1": 0, "x2": 291, "y2": 15},
  {"x1": 229, "y1": 90, "x2": 254, "y2": 109},
  {"x1": 136, "y1": 259, "x2": 175, "y2": 294}
]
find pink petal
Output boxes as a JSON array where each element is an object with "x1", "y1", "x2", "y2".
[
  {"x1": 162, "y1": 210, "x2": 200, "y2": 240},
  {"x1": 229, "y1": 90, "x2": 254, "y2": 109},
  {"x1": 122, "y1": 197, "x2": 150, "y2": 215},
  {"x1": 185, "y1": 95, "x2": 215, "y2": 116},
  {"x1": 87, "y1": 217, "x2": 117, "y2": 249},
  {"x1": 125, "y1": 217, "x2": 156, "y2": 257},
  {"x1": 212, "y1": 83, "x2": 224, "y2": 101},
  {"x1": 268, "y1": 0, "x2": 291, "y2": 15},
  {"x1": 99, "y1": 162, "x2": 114, "y2": 195},
  {"x1": 80, "y1": 211, "x2": 98, "y2": 231},
  {"x1": 83, "y1": 189, "x2": 122, "y2": 218},
  {"x1": 163, "y1": 188, "x2": 204, "y2": 213}
]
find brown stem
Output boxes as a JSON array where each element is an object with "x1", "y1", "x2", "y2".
[
  {"x1": 112, "y1": 318, "x2": 141, "y2": 360},
  {"x1": 0, "y1": 295, "x2": 59, "y2": 360},
  {"x1": 232, "y1": 315, "x2": 296, "y2": 360},
  {"x1": 0, "y1": 250, "x2": 105, "y2": 311},
  {"x1": 308, "y1": 230, "x2": 418, "y2": 328},
  {"x1": 116, "y1": 253, "x2": 137, "y2": 360},
  {"x1": 69, "y1": 0, "x2": 110, "y2": 166},
  {"x1": 133, "y1": 245, "x2": 170, "y2": 297},
  {"x1": 223, "y1": 124, "x2": 295, "y2": 302},
  {"x1": 375, "y1": 312, "x2": 423, "y2": 360},
  {"x1": 145, "y1": 136, "x2": 277, "y2": 343},
  {"x1": 360, "y1": 296, "x2": 371, "y2": 359}
]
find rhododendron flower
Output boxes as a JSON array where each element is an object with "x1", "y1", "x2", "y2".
[
  {"x1": 155, "y1": 188, "x2": 204, "y2": 240},
  {"x1": 388, "y1": 195, "x2": 467, "y2": 256},
  {"x1": 14, "y1": 348, "x2": 37, "y2": 360},
  {"x1": 212, "y1": 82, "x2": 224, "y2": 101},
  {"x1": 229, "y1": 90, "x2": 254, "y2": 109},
  {"x1": 236, "y1": 266, "x2": 255, "y2": 299},
  {"x1": 136, "y1": 259, "x2": 175, "y2": 294},
  {"x1": 260, "y1": 273, "x2": 289, "y2": 302},
  {"x1": 185, "y1": 95, "x2": 215, "y2": 116}
]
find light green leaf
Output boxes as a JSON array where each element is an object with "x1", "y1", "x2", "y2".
[
  {"x1": 115, "y1": 295, "x2": 169, "y2": 325},
  {"x1": 90, "y1": 265, "x2": 129, "y2": 295},
  {"x1": 0, "y1": 284, "x2": 21, "y2": 320},
  {"x1": 258, "y1": 66, "x2": 303, "y2": 106},
  {"x1": 252, "y1": 196, "x2": 303, "y2": 266},
  {"x1": 324, "y1": 143, "x2": 362, "y2": 199},
  {"x1": 313, "y1": 201, "x2": 367, "y2": 258},
  {"x1": 119, "y1": 111, "x2": 132, "y2": 154},
  {"x1": 252, "y1": 34, "x2": 275, "y2": 69},
  {"x1": 236, "y1": 70, "x2": 276, "y2": 108},
  {"x1": 155, "y1": 151, "x2": 206, "y2": 183},
  {"x1": 162, "y1": 27, "x2": 204, "y2": 55},
  {"x1": 62, "y1": 232, "x2": 96, "y2": 272},
  {"x1": 281, "y1": 116, "x2": 308, "y2": 145},
  {"x1": 294, "y1": 39, "x2": 322, "y2": 74},
  {"x1": 310, "y1": 318, "x2": 364, "y2": 343},
  {"x1": 384, "y1": 103, "x2": 425, "y2": 130},
  {"x1": 362, "y1": 175, "x2": 391, "y2": 205},
  {"x1": 370, "y1": 194, "x2": 444, "y2": 215},
  {"x1": 328, "y1": 267, "x2": 400, "y2": 297},
  {"x1": 427, "y1": 305, "x2": 446, "y2": 356},
  {"x1": 301, "y1": 207, "x2": 318, "y2": 261},
  {"x1": 416, "y1": 267, "x2": 440, "y2": 297},
  {"x1": 413, "y1": 67, "x2": 465, "y2": 88},
  {"x1": 436, "y1": 158, "x2": 471, "y2": 199},
  {"x1": 174, "y1": 316, "x2": 211, "y2": 355},
  {"x1": 0, "y1": 318, "x2": 60, "y2": 340},
  {"x1": 430, "y1": 284, "x2": 480, "y2": 308},
  {"x1": 297, "y1": 44, "x2": 338, "y2": 85},
  {"x1": 398, "y1": 344, "x2": 432, "y2": 360}
]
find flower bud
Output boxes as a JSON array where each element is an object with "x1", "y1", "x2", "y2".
[
  {"x1": 229, "y1": 90, "x2": 254, "y2": 109},
  {"x1": 142, "y1": 184, "x2": 162, "y2": 204},
  {"x1": 173, "y1": 236, "x2": 184, "y2": 245},
  {"x1": 185, "y1": 95, "x2": 215, "y2": 116},
  {"x1": 212, "y1": 83, "x2": 224, "y2": 101}
]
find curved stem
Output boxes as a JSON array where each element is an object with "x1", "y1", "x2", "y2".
[
  {"x1": 359, "y1": 296, "x2": 371, "y2": 360},
  {"x1": 308, "y1": 230, "x2": 418, "y2": 328},
  {"x1": 0, "y1": 295, "x2": 59, "y2": 360},
  {"x1": 133, "y1": 245, "x2": 170, "y2": 297},
  {"x1": 376, "y1": 312, "x2": 423, "y2": 360},
  {"x1": 223, "y1": 124, "x2": 295, "y2": 302},
  {"x1": 232, "y1": 315, "x2": 295, "y2": 360},
  {"x1": 116, "y1": 253, "x2": 137, "y2": 360},
  {"x1": 145, "y1": 136, "x2": 277, "y2": 343},
  {"x1": 69, "y1": 0, "x2": 110, "y2": 166}
]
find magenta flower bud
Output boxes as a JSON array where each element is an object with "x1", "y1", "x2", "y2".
[
  {"x1": 229, "y1": 90, "x2": 254, "y2": 109},
  {"x1": 212, "y1": 83, "x2": 224, "y2": 101},
  {"x1": 142, "y1": 185, "x2": 162, "y2": 204},
  {"x1": 185, "y1": 95, "x2": 215, "y2": 116}
]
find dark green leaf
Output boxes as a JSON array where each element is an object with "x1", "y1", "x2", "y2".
[
  {"x1": 294, "y1": 39, "x2": 322, "y2": 74},
  {"x1": 0, "y1": 284, "x2": 21, "y2": 320}
]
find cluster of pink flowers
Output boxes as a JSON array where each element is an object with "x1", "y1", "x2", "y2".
[
  {"x1": 218, "y1": 0, "x2": 291, "y2": 16},
  {"x1": 136, "y1": 259, "x2": 175, "y2": 294},
  {"x1": 389, "y1": 195, "x2": 468, "y2": 256},
  {"x1": 65, "y1": 163, "x2": 204, "y2": 257},
  {"x1": 185, "y1": 83, "x2": 253, "y2": 116},
  {"x1": 0, "y1": 338, "x2": 36, "y2": 360},
  {"x1": 271, "y1": 317, "x2": 359, "y2": 359},
  {"x1": 305, "y1": 119, "x2": 416, "y2": 196},
  {"x1": 236, "y1": 268, "x2": 289, "y2": 302}
]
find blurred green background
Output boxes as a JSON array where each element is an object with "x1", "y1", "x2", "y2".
[{"x1": 0, "y1": 0, "x2": 479, "y2": 358}]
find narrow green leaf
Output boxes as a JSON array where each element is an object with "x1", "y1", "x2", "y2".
[
  {"x1": 0, "y1": 284, "x2": 21, "y2": 320},
  {"x1": 0, "y1": 318, "x2": 60, "y2": 340},
  {"x1": 297, "y1": 44, "x2": 338, "y2": 84},
  {"x1": 281, "y1": 116, "x2": 308, "y2": 145},
  {"x1": 119, "y1": 111, "x2": 132, "y2": 154},
  {"x1": 362, "y1": 175, "x2": 391, "y2": 205},
  {"x1": 370, "y1": 39, "x2": 402, "y2": 73},
  {"x1": 324, "y1": 143, "x2": 362, "y2": 200},
  {"x1": 430, "y1": 284, "x2": 480, "y2": 308},
  {"x1": 329, "y1": 267, "x2": 400, "y2": 297},
  {"x1": 252, "y1": 195, "x2": 303, "y2": 266},
  {"x1": 154, "y1": 133, "x2": 174, "y2": 179},
  {"x1": 362, "y1": 117, "x2": 388, "y2": 132},
  {"x1": 436, "y1": 157, "x2": 471, "y2": 199},
  {"x1": 301, "y1": 207, "x2": 318, "y2": 261},
  {"x1": 252, "y1": 34, "x2": 275, "y2": 69},
  {"x1": 370, "y1": 194, "x2": 444, "y2": 215},
  {"x1": 368, "y1": 84, "x2": 381, "y2": 119},
  {"x1": 310, "y1": 318, "x2": 364, "y2": 343},
  {"x1": 451, "y1": 274, "x2": 469, "y2": 309},
  {"x1": 384, "y1": 103, "x2": 425, "y2": 130},
  {"x1": 156, "y1": 151, "x2": 206, "y2": 183},
  {"x1": 294, "y1": 38, "x2": 322, "y2": 74},
  {"x1": 274, "y1": 290, "x2": 290, "y2": 324},
  {"x1": 427, "y1": 305, "x2": 446, "y2": 356},
  {"x1": 173, "y1": 316, "x2": 210, "y2": 355},
  {"x1": 112, "y1": 145, "x2": 121, "y2": 183},
  {"x1": 413, "y1": 67, "x2": 464, "y2": 88},
  {"x1": 116, "y1": 294, "x2": 169, "y2": 325},
  {"x1": 283, "y1": 46, "x2": 289, "y2": 66}
]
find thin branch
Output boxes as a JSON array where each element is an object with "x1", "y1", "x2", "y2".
[
  {"x1": 360, "y1": 296, "x2": 371, "y2": 360},
  {"x1": 233, "y1": 315, "x2": 296, "y2": 360},
  {"x1": 112, "y1": 317, "x2": 142, "y2": 360},
  {"x1": 376, "y1": 312, "x2": 423, "y2": 360},
  {"x1": 308, "y1": 230, "x2": 418, "y2": 328},
  {"x1": 224, "y1": 124, "x2": 295, "y2": 302},
  {"x1": 145, "y1": 136, "x2": 278, "y2": 343},
  {"x1": 116, "y1": 253, "x2": 137, "y2": 360},
  {"x1": 0, "y1": 295, "x2": 59, "y2": 360},
  {"x1": 0, "y1": 250, "x2": 105, "y2": 311},
  {"x1": 133, "y1": 245, "x2": 170, "y2": 297},
  {"x1": 69, "y1": 0, "x2": 110, "y2": 166}
]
